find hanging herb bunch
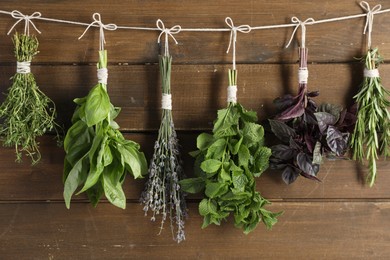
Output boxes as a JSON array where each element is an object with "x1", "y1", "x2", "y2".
[
  {"x1": 181, "y1": 18, "x2": 281, "y2": 234},
  {"x1": 350, "y1": 48, "x2": 390, "y2": 186},
  {"x1": 0, "y1": 32, "x2": 62, "y2": 164},
  {"x1": 140, "y1": 21, "x2": 187, "y2": 243},
  {"x1": 63, "y1": 15, "x2": 147, "y2": 209},
  {"x1": 269, "y1": 47, "x2": 356, "y2": 184}
]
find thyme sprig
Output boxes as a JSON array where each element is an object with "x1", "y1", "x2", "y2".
[
  {"x1": 140, "y1": 55, "x2": 187, "y2": 243},
  {"x1": 0, "y1": 32, "x2": 61, "y2": 164},
  {"x1": 351, "y1": 48, "x2": 390, "y2": 186}
]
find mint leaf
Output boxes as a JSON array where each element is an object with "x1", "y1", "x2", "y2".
[
  {"x1": 201, "y1": 159, "x2": 222, "y2": 174},
  {"x1": 179, "y1": 177, "x2": 205, "y2": 193}
]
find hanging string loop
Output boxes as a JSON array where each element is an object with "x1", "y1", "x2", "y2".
[
  {"x1": 360, "y1": 1, "x2": 381, "y2": 49},
  {"x1": 156, "y1": 19, "x2": 181, "y2": 56},
  {"x1": 285, "y1": 17, "x2": 315, "y2": 48},
  {"x1": 7, "y1": 10, "x2": 42, "y2": 35},
  {"x1": 225, "y1": 17, "x2": 251, "y2": 70},
  {"x1": 78, "y1": 13, "x2": 117, "y2": 51}
]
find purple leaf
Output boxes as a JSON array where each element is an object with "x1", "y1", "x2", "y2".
[
  {"x1": 296, "y1": 152, "x2": 319, "y2": 177},
  {"x1": 275, "y1": 85, "x2": 306, "y2": 120},
  {"x1": 269, "y1": 119, "x2": 296, "y2": 143},
  {"x1": 314, "y1": 112, "x2": 337, "y2": 133},
  {"x1": 271, "y1": 144, "x2": 297, "y2": 161},
  {"x1": 307, "y1": 91, "x2": 320, "y2": 97},
  {"x1": 326, "y1": 125, "x2": 349, "y2": 156},
  {"x1": 282, "y1": 166, "x2": 300, "y2": 184}
]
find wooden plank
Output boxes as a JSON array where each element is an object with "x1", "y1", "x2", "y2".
[
  {"x1": 0, "y1": 0, "x2": 390, "y2": 64},
  {"x1": 0, "y1": 202, "x2": 389, "y2": 259},
  {"x1": 1, "y1": 63, "x2": 387, "y2": 130},
  {"x1": 0, "y1": 134, "x2": 389, "y2": 202}
]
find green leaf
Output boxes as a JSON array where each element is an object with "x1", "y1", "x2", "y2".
[
  {"x1": 200, "y1": 159, "x2": 222, "y2": 174},
  {"x1": 196, "y1": 133, "x2": 214, "y2": 151},
  {"x1": 179, "y1": 177, "x2": 205, "y2": 194},
  {"x1": 232, "y1": 171, "x2": 248, "y2": 192},
  {"x1": 86, "y1": 182, "x2": 104, "y2": 208},
  {"x1": 63, "y1": 156, "x2": 89, "y2": 209},
  {"x1": 64, "y1": 120, "x2": 89, "y2": 153},
  {"x1": 85, "y1": 84, "x2": 111, "y2": 127},
  {"x1": 205, "y1": 138, "x2": 226, "y2": 160},
  {"x1": 242, "y1": 122, "x2": 264, "y2": 146},
  {"x1": 231, "y1": 137, "x2": 243, "y2": 155},
  {"x1": 237, "y1": 103, "x2": 258, "y2": 122},
  {"x1": 205, "y1": 181, "x2": 228, "y2": 198},
  {"x1": 102, "y1": 168, "x2": 126, "y2": 209},
  {"x1": 78, "y1": 135, "x2": 108, "y2": 194},
  {"x1": 213, "y1": 106, "x2": 239, "y2": 137},
  {"x1": 253, "y1": 146, "x2": 272, "y2": 177},
  {"x1": 118, "y1": 141, "x2": 147, "y2": 179},
  {"x1": 199, "y1": 199, "x2": 210, "y2": 216},
  {"x1": 238, "y1": 144, "x2": 250, "y2": 167},
  {"x1": 219, "y1": 167, "x2": 231, "y2": 182}
]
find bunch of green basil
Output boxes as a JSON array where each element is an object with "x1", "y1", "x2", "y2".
[{"x1": 63, "y1": 50, "x2": 147, "y2": 209}]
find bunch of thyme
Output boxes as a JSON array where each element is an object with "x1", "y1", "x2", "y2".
[
  {"x1": 0, "y1": 32, "x2": 61, "y2": 164},
  {"x1": 140, "y1": 55, "x2": 187, "y2": 243},
  {"x1": 350, "y1": 48, "x2": 390, "y2": 186}
]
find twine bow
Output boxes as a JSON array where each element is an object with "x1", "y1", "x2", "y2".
[
  {"x1": 78, "y1": 13, "x2": 117, "y2": 51},
  {"x1": 7, "y1": 10, "x2": 42, "y2": 35},
  {"x1": 225, "y1": 17, "x2": 251, "y2": 70},
  {"x1": 285, "y1": 17, "x2": 315, "y2": 48},
  {"x1": 360, "y1": 1, "x2": 381, "y2": 49},
  {"x1": 156, "y1": 19, "x2": 181, "y2": 56}
]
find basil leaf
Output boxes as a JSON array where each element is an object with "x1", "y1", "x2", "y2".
[
  {"x1": 63, "y1": 156, "x2": 89, "y2": 209},
  {"x1": 102, "y1": 167, "x2": 126, "y2": 209},
  {"x1": 85, "y1": 84, "x2": 111, "y2": 127}
]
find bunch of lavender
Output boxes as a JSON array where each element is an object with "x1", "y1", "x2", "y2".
[{"x1": 140, "y1": 55, "x2": 187, "y2": 243}]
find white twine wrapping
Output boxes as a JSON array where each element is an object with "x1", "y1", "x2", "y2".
[
  {"x1": 156, "y1": 19, "x2": 181, "y2": 56},
  {"x1": 298, "y1": 68, "x2": 308, "y2": 84},
  {"x1": 360, "y1": 1, "x2": 381, "y2": 49},
  {"x1": 161, "y1": 93, "x2": 172, "y2": 110},
  {"x1": 227, "y1": 85, "x2": 237, "y2": 104},
  {"x1": 364, "y1": 68, "x2": 379, "y2": 78},
  {"x1": 285, "y1": 17, "x2": 315, "y2": 48},
  {"x1": 225, "y1": 17, "x2": 251, "y2": 70},
  {"x1": 16, "y1": 61, "x2": 31, "y2": 74},
  {"x1": 97, "y1": 68, "x2": 108, "y2": 84},
  {"x1": 78, "y1": 13, "x2": 117, "y2": 51},
  {"x1": 7, "y1": 10, "x2": 42, "y2": 35}
]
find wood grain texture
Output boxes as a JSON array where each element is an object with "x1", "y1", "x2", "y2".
[
  {"x1": 0, "y1": 135, "x2": 389, "y2": 202},
  {"x1": 1, "y1": 63, "x2": 388, "y2": 130},
  {"x1": 0, "y1": 1, "x2": 389, "y2": 258},
  {"x1": 0, "y1": 0, "x2": 390, "y2": 64},
  {"x1": 0, "y1": 202, "x2": 389, "y2": 259}
]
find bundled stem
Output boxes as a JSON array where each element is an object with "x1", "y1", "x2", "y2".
[
  {"x1": 0, "y1": 32, "x2": 61, "y2": 164},
  {"x1": 351, "y1": 48, "x2": 390, "y2": 186},
  {"x1": 140, "y1": 55, "x2": 187, "y2": 243}
]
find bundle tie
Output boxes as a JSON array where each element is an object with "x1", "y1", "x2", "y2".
[
  {"x1": 364, "y1": 68, "x2": 379, "y2": 78},
  {"x1": 78, "y1": 13, "x2": 117, "y2": 51},
  {"x1": 16, "y1": 61, "x2": 31, "y2": 74},
  {"x1": 156, "y1": 19, "x2": 181, "y2": 56},
  {"x1": 285, "y1": 17, "x2": 315, "y2": 48},
  {"x1": 97, "y1": 68, "x2": 108, "y2": 84},
  {"x1": 161, "y1": 93, "x2": 172, "y2": 110},
  {"x1": 227, "y1": 85, "x2": 237, "y2": 104},
  {"x1": 7, "y1": 10, "x2": 42, "y2": 35},
  {"x1": 225, "y1": 17, "x2": 251, "y2": 70},
  {"x1": 298, "y1": 68, "x2": 308, "y2": 84},
  {"x1": 360, "y1": 1, "x2": 381, "y2": 49}
]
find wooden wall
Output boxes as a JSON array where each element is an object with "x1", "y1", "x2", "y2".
[{"x1": 1, "y1": 1, "x2": 390, "y2": 259}]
